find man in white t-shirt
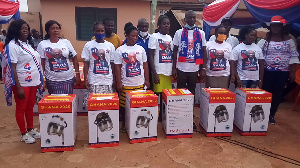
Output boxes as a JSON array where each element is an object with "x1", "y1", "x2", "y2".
[
  {"x1": 172, "y1": 10, "x2": 207, "y2": 95},
  {"x1": 209, "y1": 18, "x2": 239, "y2": 48},
  {"x1": 172, "y1": 10, "x2": 207, "y2": 130}
]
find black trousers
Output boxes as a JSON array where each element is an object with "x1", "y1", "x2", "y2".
[
  {"x1": 177, "y1": 69, "x2": 198, "y2": 95},
  {"x1": 263, "y1": 70, "x2": 290, "y2": 117}
]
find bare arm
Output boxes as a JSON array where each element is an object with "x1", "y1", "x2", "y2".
[
  {"x1": 111, "y1": 62, "x2": 116, "y2": 90},
  {"x1": 172, "y1": 45, "x2": 179, "y2": 79},
  {"x1": 41, "y1": 58, "x2": 46, "y2": 73},
  {"x1": 232, "y1": 60, "x2": 241, "y2": 87},
  {"x1": 229, "y1": 60, "x2": 236, "y2": 83},
  {"x1": 148, "y1": 49, "x2": 158, "y2": 84},
  {"x1": 115, "y1": 64, "x2": 123, "y2": 92},
  {"x1": 12, "y1": 63, "x2": 25, "y2": 99},
  {"x1": 83, "y1": 61, "x2": 89, "y2": 89},
  {"x1": 202, "y1": 46, "x2": 207, "y2": 69},
  {"x1": 258, "y1": 59, "x2": 264, "y2": 88},
  {"x1": 143, "y1": 62, "x2": 150, "y2": 89},
  {"x1": 71, "y1": 56, "x2": 80, "y2": 86},
  {"x1": 199, "y1": 46, "x2": 207, "y2": 82}
]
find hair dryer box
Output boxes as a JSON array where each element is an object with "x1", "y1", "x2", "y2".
[
  {"x1": 125, "y1": 90, "x2": 158, "y2": 143},
  {"x1": 234, "y1": 88, "x2": 272, "y2": 136},
  {"x1": 88, "y1": 93, "x2": 119, "y2": 148},
  {"x1": 162, "y1": 89, "x2": 194, "y2": 139},
  {"x1": 38, "y1": 94, "x2": 77, "y2": 152},
  {"x1": 199, "y1": 88, "x2": 236, "y2": 137}
]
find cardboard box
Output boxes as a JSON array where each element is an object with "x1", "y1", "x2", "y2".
[
  {"x1": 39, "y1": 94, "x2": 77, "y2": 152},
  {"x1": 199, "y1": 88, "x2": 236, "y2": 137},
  {"x1": 125, "y1": 90, "x2": 158, "y2": 143},
  {"x1": 234, "y1": 88, "x2": 272, "y2": 136},
  {"x1": 162, "y1": 89, "x2": 194, "y2": 139},
  {"x1": 88, "y1": 93, "x2": 119, "y2": 148}
]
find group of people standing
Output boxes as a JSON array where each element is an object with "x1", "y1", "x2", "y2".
[{"x1": 2, "y1": 10, "x2": 299, "y2": 144}]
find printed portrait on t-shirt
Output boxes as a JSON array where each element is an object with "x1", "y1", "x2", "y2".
[
  {"x1": 122, "y1": 52, "x2": 141, "y2": 77},
  {"x1": 158, "y1": 39, "x2": 172, "y2": 63},
  {"x1": 46, "y1": 47, "x2": 69, "y2": 72},
  {"x1": 241, "y1": 50, "x2": 258, "y2": 71},
  {"x1": 186, "y1": 39, "x2": 195, "y2": 63},
  {"x1": 209, "y1": 49, "x2": 227, "y2": 71},
  {"x1": 91, "y1": 47, "x2": 109, "y2": 75}
]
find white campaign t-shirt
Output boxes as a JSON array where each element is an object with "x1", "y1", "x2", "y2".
[
  {"x1": 173, "y1": 28, "x2": 206, "y2": 72},
  {"x1": 257, "y1": 39, "x2": 299, "y2": 71},
  {"x1": 114, "y1": 44, "x2": 147, "y2": 86},
  {"x1": 37, "y1": 39, "x2": 77, "y2": 81},
  {"x1": 148, "y1": 32, "x2": 173, "y2": 76},
  {"x1": 232, "y1": 43, "x2": 264, "y2": 80},
  {"x1": 209, "y1": 34, "x2": 239, "y2": 48},
  {"x1": 8, "y1": 40, "x2": 41, "y2": 86},
  {"x1": 206, "y1": 41, "x2": 232, "y2": 77},
  {"x1": 81, "y1": 40, "x2": 115, "y2": 85}
]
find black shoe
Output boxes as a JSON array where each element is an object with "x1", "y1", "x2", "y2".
[
  {"x1": 269, "y1": 116, "x2": 276, "y2": 125},
  {"x1": 193, "y1": 122, "x2": 197, "y2": 130}
]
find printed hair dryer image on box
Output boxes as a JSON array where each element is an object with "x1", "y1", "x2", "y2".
[
  {"x1": 249, "y1": 105, "x2": 265, "y2": 131},
  {"x1": 213, "y1": 105, "x2": 229, "y2": 132},
  {"x1": 136, "y1": 109, "x2": 153, "y2": 136},
  {"x1": 46, "y1": 115, "x2": 67, "y2": 145},
  {"x1": 94, "y1": 112, "x2": 114, "y2": 143}
]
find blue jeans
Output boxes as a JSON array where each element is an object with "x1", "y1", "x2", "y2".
[{"x1": 241, "y1": 80, "x2": 258, "y2": 88}]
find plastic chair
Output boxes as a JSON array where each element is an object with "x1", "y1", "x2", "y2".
[{"x1": 293, "y1": 69, "x2": 300, "y2": 111}]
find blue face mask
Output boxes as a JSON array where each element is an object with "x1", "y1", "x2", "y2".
[
  {"x1": 184, "y1": 24, "x2": 196, "y2": 30},
  {"x1": 94, "y1": 33, "x2": 106, "y2": 40}
]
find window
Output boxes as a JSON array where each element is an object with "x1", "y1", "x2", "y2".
[{"x1": 75, "y1": 7, "x2": 117, "y2": 41}]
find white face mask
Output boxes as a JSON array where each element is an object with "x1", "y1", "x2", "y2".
[{"x1": 139, "y1": 31, "x2": 148, "y2": 37}]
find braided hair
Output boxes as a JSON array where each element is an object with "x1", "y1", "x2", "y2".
[
  {"x1": 44, "y1": 20, "x2": 61, "y2": 40},
  {"x1": 124, "y1": 22, "x2": 138, "y2": 36},
  {"x1": 92, "y1": 21, "x2": 105, "y2": 31}
]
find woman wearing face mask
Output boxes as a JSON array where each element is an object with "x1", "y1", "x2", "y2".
[
  {"x1": 232, "y1": 26, "x2": 264, "y2": 88},
  {"x1": 205, "y1": 26, "x2": 234, "y2": 88},
  {"x1": 257, "y1": 16, "x2": 299, "y2": 124},
  {"x1": 81, "y1": 22, "x2": 116, "y2": 106},
  {"x1": 37, "y1": 20, "x2": 80, "y2": 94},
  {"x1": 114, "y1": 23, "x2": 150, "y2": 132},
  {"x1": 148, "y1": 15, "x2": 173, "y2": 121}
]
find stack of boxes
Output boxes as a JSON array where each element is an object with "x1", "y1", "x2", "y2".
[
  {"x1": 36, "y1": 86, "x2": 273, "y2": 152},
  {"x1": 162, "y1": 89, "x2": 194, "y2": 139},
  {"x1": 125, "y1": 90, "x2": 158, "y2": 143},
  {"x1": 88, "y1": 93, "x2": 119, "y2": 148},
  {"x1": 199, "y1": 88, "x2": 236, "y2": 137},
  {"x1": 234, "y1": 88, "x2": 272, "y2": 136},
  {"x1": 38, "y1": 94, "x2": 77, "y2": 152}
]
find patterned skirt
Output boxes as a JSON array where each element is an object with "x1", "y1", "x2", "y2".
[
  {"x1": 46, "y1": 78, "x2": 75, "y2": 94},
  {"x1": 83, "y1": 84, "x2": 113, "y2": 106},
  {"x1": 119, "y1": 85, "x2": 144, "y2": 108}
]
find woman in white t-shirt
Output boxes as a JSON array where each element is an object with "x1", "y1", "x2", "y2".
[
  {"x1": 37, "y1": 20, "x2": 80, "y2": 94},
  {"x1": 148, "y1": 15, "x2": 173, "y2": 120},
  {"x1": 232, "y1": 26, "x2": 264, "y2": 88},
  {"x1": 81, "y1": 22, "x2": 115, "y2": 106},
  {"x1": 205, "y1": 26, "x2": 234, "y2": 88},
  {"x1": 114, "y1": 23, "x2": 150, "y2": 131},
  {"x1": 3, "y1": 19, "x2": 42, "y2": 144}
]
